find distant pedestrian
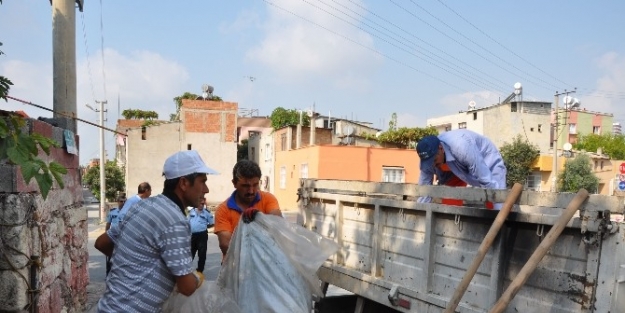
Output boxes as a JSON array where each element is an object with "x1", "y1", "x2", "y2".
[
  {"x1": 188, "y1": 197, "x2": 214, "y2": 273},
  {"x1": 104, "y1": 196, "x2": 125, "y2": 275},
  {"x1": 115, "y1": 182, "x2": 151, "y2": 224}
]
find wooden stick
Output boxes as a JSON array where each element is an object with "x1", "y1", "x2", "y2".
[
  {"x1": 444, "y1": 183, "x2": 524, "y2": 313},
  {"x1": 488, "y1": 188, "x2": 589, "y2": 313}
]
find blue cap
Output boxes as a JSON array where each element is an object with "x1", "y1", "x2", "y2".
[{"x1": 416, "y1": 135, "x2": 440, "y2": 170}]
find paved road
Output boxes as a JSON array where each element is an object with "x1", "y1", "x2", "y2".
[{"x1": 83, "y1": 204, "x2": 222, "y2": 312}]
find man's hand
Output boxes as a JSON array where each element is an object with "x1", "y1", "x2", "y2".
[
  {"x1": 242, "y1": 208, "x2": 259, "y2": 223},
  {"x1": 193, "y1": 271, "x2": 205, "y2": 289}
]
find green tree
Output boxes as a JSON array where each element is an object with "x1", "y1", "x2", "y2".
[
  {"x1": 121, "y1": 109, "x2": 158, "y2": 120},
  {"x1": 558, "y1": 154, "x2": 599, "y2": 193},
  {"x1": 0, "y1": 20, "x2": 67, "y2": 199},
  {"x1": 574, "y1": 133, "x2": 625, "y2": 160},
  {"x1": 361, "y1": 126, "x2": 438, "y2": 148},
  {"x1": 82, "y1": 160, "x2": 126, "y2": 201},
  {"x1": 499, "y1": 135, "x2": 540, "y2": 188},
  {"x1": 388, "y1": 112, "x2": 398, "y2": 131},
  {"x1": 237, "y1": 139, "x2": 249, "y2": 161},
  {"x1": 269, "y1": 107, "x2": 310, "y2": 130}
]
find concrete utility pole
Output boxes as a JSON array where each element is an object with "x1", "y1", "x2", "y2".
[
  {"x1": 98, "y1": 100, "x2": 107, "y2": 223},
  {"x1": 87, "y1": 101, "x2": 108, "y2": 222},
  {"x1": 52, "y1": 0, "x2": 83, "y2": 133},
  {"x1": 551, "y1": 89, "x2": 576, "y2": 193}
]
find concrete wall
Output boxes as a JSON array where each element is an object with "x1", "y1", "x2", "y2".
[
  {"x1": 274, "y1": 145, "x2": 419, "y2": 210},
  {"x1": 0, "y1": 117, "x2": 87, "y2": 313},
  {"x1": 123, "y1": 99, "x2": 238, "y2": 205},
  {"x1": 125, "y1": 123, "x2": 184, "y2": 200},
  {"x1": 428, "y1": 102, "x2": 551, "y2": 153},
  {"x1": 247, "y1": 129, "x2": 275, "y2": 193}
]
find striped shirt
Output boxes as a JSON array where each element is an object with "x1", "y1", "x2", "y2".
[{"x1": 97, "y1": 193, "x2": 193, "y2": 313}]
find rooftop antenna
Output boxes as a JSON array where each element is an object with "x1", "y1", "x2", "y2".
[
  {"x1": 201, "y1": 84, "x2": 214, "y2": 100},
  {"x1": 468, "y1": 100, "x2": 476, "y2": 110}
]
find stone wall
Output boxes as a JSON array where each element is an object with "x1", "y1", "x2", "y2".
[{"x1": 0, "y1": 117, "x2": 86, "y2": 313}]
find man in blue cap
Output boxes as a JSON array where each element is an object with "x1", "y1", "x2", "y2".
[{"x1": 416, "y1": 129, "x2": 507, "y2": 209}]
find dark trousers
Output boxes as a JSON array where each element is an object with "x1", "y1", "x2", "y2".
[
  {"x1": 106, "y1": 256, "x2": 112, "y2": 275},
  {"x1": 191, "y1": 231, "x2": 208, "y2": 272}
]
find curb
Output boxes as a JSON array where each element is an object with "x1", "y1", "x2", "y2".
[{"x1": 88, "y1": 227, "x2": 105, "y2": 238}]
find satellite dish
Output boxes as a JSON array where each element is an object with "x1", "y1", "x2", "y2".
[
  {"x1": 563, "y1": 142, "x2": 572, "y2": 151},
  {"x1": 468, "y1": 101, "x2": 476, "y2": 110},
  {"x1": 563, "y1": 96, "x2": 580, "y2": 109},
  {"x1": 306, "y1": 109, "x2": 313, "y2": 117},
  {"x1": 343, "y1": 126, "x2": 355, "y2": 136},
  {"x1": 202, "y1": 84, "x2": 214, "y2": 94},
  {"x1": 375, "y1": 131, "x2": 382, "y2": 138}
]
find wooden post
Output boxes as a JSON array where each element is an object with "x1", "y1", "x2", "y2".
[
  {"x1": 488, "y1": 188, "x2": 589, "y2": 313},
  {"x1": 444, "y1": 183, "x2": 523, "y2": 313}
]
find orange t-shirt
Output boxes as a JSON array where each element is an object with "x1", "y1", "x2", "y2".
[{"x1": 214, "y1": 191, "x2": 280, "y2": 234}]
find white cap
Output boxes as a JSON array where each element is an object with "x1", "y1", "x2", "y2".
[{"x1": 162, "y1": 150, "x2": 219, "y2": 179}]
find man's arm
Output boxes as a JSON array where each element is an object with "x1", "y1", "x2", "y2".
[
  {"x1": 94, "y1": 233, "x2": 114, "y2": 257},
  {"x1": 175, "y1": 272, "x2": 203, "y2": 296},
  {"x1": 216, "y1": 231, "x2": 232, "y2": 256}
]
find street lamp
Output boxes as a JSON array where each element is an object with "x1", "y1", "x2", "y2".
[{"x1": 86, "y1": 101, "x2": 108, "y2": 223}]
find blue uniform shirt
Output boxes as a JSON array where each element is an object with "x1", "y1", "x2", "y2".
[
  {"x1": 106, "y1": 208, "x2": 121, "y2": 226},
  {"x1": 188, "y1": 208, "x2": 214, "y2": 233},
  {"x1": 418, "y1": 129, "x2": 507, "y2": 189},
  {"x1": 116, "y1": 194, "x2": 142, "y2": 223}
]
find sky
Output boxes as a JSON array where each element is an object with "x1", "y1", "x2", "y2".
[{"x1": 1, "y1": 0, "x2": 624, "y2": 165}]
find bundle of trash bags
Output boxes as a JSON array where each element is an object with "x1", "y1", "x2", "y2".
[{"x1": 163, "y1": 214, "x2": 339, "y2": 313}]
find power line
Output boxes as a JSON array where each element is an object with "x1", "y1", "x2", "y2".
[
  {"x1": 339, "y1": 0, "x2": 513, "y2": 94},
  {"x1": 301, "y1": 0, "x2": 506, "y2": 94},
  {"x1": 6, "y1": 95, "x2": 125, "y2": 136},
  {"x1": 263, "y1": 0, "x2": 466, "y2": 93},
  {"x1": 80, "y1": 11, "x2": 97, "y2": 103},
  {"x1": 321, "y1": 0, "x2": 511, "y2": 95},
  {"x1": 434, "y1": 0, "x2": 571, "y2": 89},
  {"x1": 390, "y1": 0, "x2": 562, "y2": 93}
]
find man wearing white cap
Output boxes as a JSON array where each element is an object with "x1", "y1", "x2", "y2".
[{"x1": 94, "y1": 150, "x2": 218, "y2": 312}]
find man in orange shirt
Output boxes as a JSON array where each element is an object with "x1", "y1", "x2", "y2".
[{"x1": 214, "y1": 160, "x2": 282, "y2": 257}]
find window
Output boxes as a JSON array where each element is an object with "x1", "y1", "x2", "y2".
[
  {"x1": 473, "y1": 112, "x2": 477, "y2": 120},
  {"x1": 444, "y1": 125, "x2": 451, "y2": 132},
  {"x1": 248, "y1": 131, "x2": 260, "y2": 138},
  {"x1": 280, "y1": 133, "x2": 287, "y2": 151},
  {"x1": 187, "y1": 144, "x2": 192, "y2": 150},
  {"x1": 538, "y1": 124, "x2": 542, "y2": 132},
  {"x1": 141, "y1": 126, "x2": 147, "y2": 140},
  {"x1": 458, "y1": 122, "x2": 467, "y2": 129},
  {"x1": 511, "y1": 103, "x2": 517, "y2": 112},
  {"x1": 569, "y1": 123, "x2": 577, "y2": 134},
  {"x1": 279, "y1": 166, "x2": 286, "y2": 189},
  {"x1": 525, "y1": 172, "x2": 541, "y2": 191},
  {"x1": 300, "y1": 163, "x2": 309, "y2": 179},
  {"x1": 264, "y1": 143, "x2": 271, "y2": 160},
  {"x1": 382, "y1": 166, "x2": 405, "y2": 183},
  {"x1": 593, "y1": 126, "x2": 601, "y2": 135}
]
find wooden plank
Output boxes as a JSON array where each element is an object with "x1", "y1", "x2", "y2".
[
  {"x1": 423, "y1": 208, "x2": 435, "y2": 294},
  {"x1": 335, "y1": 195, "x2": 344, "y2": 265},
  {"x1": 304, "y1": 179, "x2": 625, "y2": 213},
  {"x1": 371, "y1": 204, "x2": 382, "y2": 277}
]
